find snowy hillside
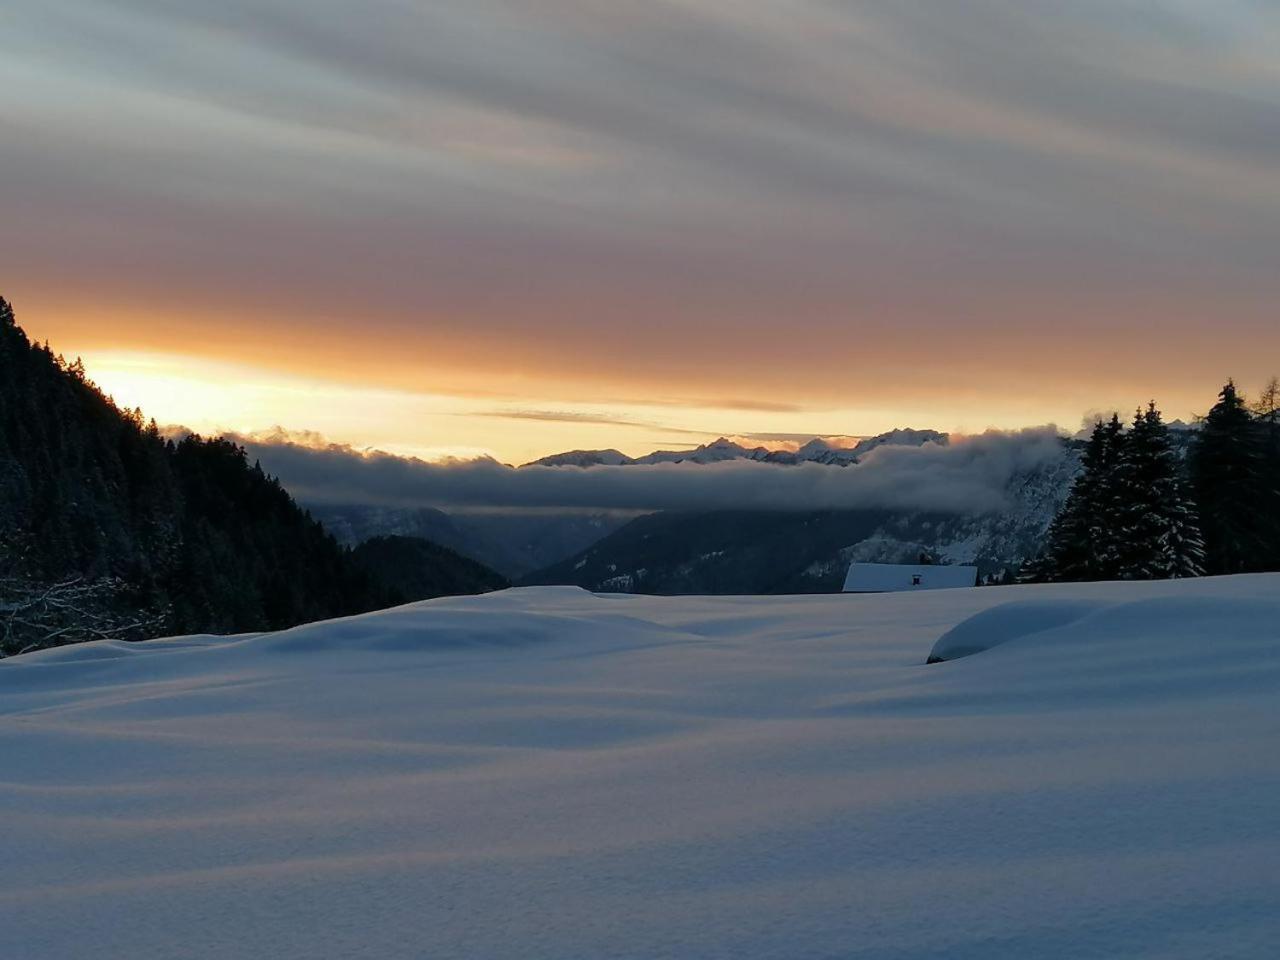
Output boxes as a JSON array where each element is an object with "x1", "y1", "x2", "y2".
[{"x1": 4, "y1": 574, "x2": 1278, "y2": 958}]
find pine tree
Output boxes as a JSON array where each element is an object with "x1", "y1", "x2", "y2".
[
  {"x1": 1254, "y1": 378, "x2": 1280, "y2": 428},
  {"x1": 1190, "y1": 381, "x2": 1272, "y2": 574},
  {"x1": 1113, "y1": 403, "x2": 1204, "y2": 580},
  {"x1": 1247, "y1": 377, "x2": 1280, "y2": 571},
  {"x1": 1025, "y1": 415, "x2": 1126, "y2": 582},
  {"x1": 1079, "y1": 414, "x2": 1126, "y2": 579}
]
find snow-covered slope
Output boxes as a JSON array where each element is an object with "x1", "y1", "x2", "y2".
[{"x1": 4, "y1": 575, "x2": 1279, "y2": 959}]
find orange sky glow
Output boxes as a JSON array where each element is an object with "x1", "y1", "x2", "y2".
[
  {"x1": 4, "y1": 2, "x2": 1278, "y2": 463},
  {"x1": 27, "y1": 297, "x2": 1276, "y2": 465}
]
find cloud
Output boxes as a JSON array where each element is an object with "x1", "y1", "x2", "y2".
[
  {"x1": 686, "y1": 399, "x2": 809, "y2": 414},
  {"x1": 6, "y1": 0, "x2": 1278, "y2": 428},
  {"x1": 465, "y1": 408, "x2": 709, "y2": 436},
  {"x1": 735, "y1": 432, "x2": 865, "y2": 444},
  {"x1": 462, "y1": 407, "x2": 811, "y2": 439},
  {"x1": 242, "y1": 428, "x2": 1068, "y2": 515}
]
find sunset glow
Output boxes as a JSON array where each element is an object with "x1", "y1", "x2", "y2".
[
  {"x1": 4, "y1": 2, "x2": 1278, "y2": 460},
  {"x1": 72, "y1": 343, "x2": 1142, "y2": 465}
]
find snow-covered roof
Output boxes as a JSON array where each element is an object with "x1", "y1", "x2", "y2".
[{"x1": 842, "y1": 562, "x2": 977, "y2": 593}]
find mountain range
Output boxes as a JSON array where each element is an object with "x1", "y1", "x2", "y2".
[
  {"x1": 304, "y1": 430, "x2": 958, "y2": 579},
  {"x1": 524, "y1": 429, "x2": 947, "y2": 468},
  {"x1": 523, "y1": 437, "x2": 1079, "y2": 591},
  {"x1": 305, "y1": 427, "x2": 1081, "y2": 591}
]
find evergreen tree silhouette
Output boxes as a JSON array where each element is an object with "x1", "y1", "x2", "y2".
[
  {"x1": 1190, "y1": 381, "x2": 1272, "y2": 574},
  {"x1": 1025, "y1": 414, "x2": 1125, "y2": 581},
  {"x1": 1252, "y1": 378, "x2": 1280, "y2": 570},
  {"x1": 1113, "y1": 403, "x2": 1204, "y2": 580}
]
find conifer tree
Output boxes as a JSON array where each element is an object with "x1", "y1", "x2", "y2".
[
  {"x1": 1079, "y1": 414, "x2": 1126, "y2": 579},
  {"x1": 1190, "y1": 381, "x2": 1271, "y2": 574},
  {"x1": 1113, "y1": 403, "x2": 1204, "y2": 579},
  {"x1": 1025, "y1": 414, "x2": 1125, "y2": 581},
  {"x1": 1247, "y1": 377, "x2": 1280, "y2": 571},
  {"x1": 1254, "y1": 378, "x2": 1280, "y2": 429}
]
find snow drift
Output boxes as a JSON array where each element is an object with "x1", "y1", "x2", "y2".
[
  {"x1": 3, "y1": 574, "x2": 1279, "y2": 959},
  {"x1": 927, "y1": 599, "x2": 1105, "y2": 661}
]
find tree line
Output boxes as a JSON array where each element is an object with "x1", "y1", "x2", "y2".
[
  {"x1": 0, "y1": 297, "x2": 504, "y2": 656},
  {"x1": 1025, "y1": 381, "x2": 1280, "y2": 582}
]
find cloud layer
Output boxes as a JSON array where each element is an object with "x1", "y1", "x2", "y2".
[
  {"x1": 243, "y1": 428, "x2": 1069, "y2": 515},
  {"x1": 5, "y1": 1, "x2": 1279, "y2": 432}
]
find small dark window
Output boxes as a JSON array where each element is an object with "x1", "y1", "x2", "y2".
[{"x1": 911, "y1": 574, "x2": 922, "y2": 586}]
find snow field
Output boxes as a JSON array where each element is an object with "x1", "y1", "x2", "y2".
[{"x1": 3, "y1": 576, "x2": 1279, "y2": 959}]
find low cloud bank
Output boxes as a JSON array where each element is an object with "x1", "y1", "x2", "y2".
[{"x1": 241, "y1": 428, "x2": 1069, "y2": 516}]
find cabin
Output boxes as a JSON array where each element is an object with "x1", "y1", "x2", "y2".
[{"x1": 842, "y1": 562, "x2": 977, "y2": 593}]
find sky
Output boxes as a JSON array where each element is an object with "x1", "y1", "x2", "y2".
[{"x1": 3, "y1": 1, "x2": 1278, "y2": 463}]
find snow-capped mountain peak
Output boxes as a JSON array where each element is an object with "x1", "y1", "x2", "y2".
[
  {"x1": 525, "y1": 428, "x2": 949, "y2": 469},
  {"x1": 523, "y1": 448, "x2": 635, "y2": 468}
]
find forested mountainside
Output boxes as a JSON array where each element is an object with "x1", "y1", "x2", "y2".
[
  {"x1": 349, "y1": 535, "x2": 509, "y2": 600},
  {"x1": 524, "y1": 509, "x2": 902, "y2": 593},
  {"x1": 521, "y1": 508, "x2": 1033, "y2": 593},
  {"x1": 0, "y1": 298, "x2": 503, "y2": 655},
  {"x1": 310, "y1": 503, "x2": 629, "y2": 579}
]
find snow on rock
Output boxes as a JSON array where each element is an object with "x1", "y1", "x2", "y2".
[
  {"x1": 848, "y1": 427, "x2": 947, "y2": 458},
  {"x1": 4, "y1": 575, "x2": 1280, "y2": 959},
  {"x1": 527, "y1": 429, "x2": 950, "y2": 470},
  {"x1": 523, "y1": 448, "x2": 634, "y2": 467}
]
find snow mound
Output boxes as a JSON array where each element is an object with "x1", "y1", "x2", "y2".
[
  {"x1": 928, "y1": 591, "x2": 1280, "y2": 667},
  {"x1": 927, "y1": 599, "x2": 1104, "y2": 662},
  {"x1": 257, "y1": 605, "x2": 687, "y2": 655}
]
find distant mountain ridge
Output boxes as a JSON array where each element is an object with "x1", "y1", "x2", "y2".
[
  {"x1": 524, "y1": 437, "x2": 1080, "y2": 592},
  {"x1": 310, "y1": 504, "x2": 630, "y2": 579},
  {"x1": 308, "y1": 431, "x2": 955, "y2": 577},
  {"x1": 349, "y1": 536, "x2": 509, "y2": 601},
  {"x1": 304, "y1": 429, "x2": 1054, "y2": 585},
  {"x1": 523, "y1": 429, "x2": 947, "y2": 468}
]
